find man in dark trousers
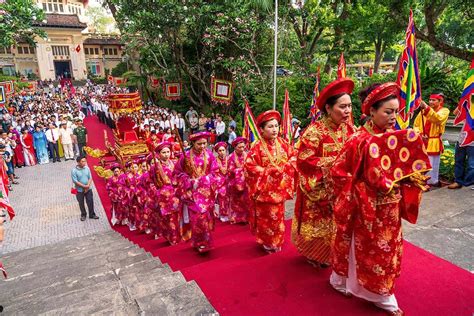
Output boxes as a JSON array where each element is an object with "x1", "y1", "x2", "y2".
[
  {"x1": 73, "y1": 119, "x2": 88, "y2": 157},
  {"x1": 71, "y1": 156, "x2": 99, "y2": 221},
  {"x1": 45, "y1": 123, "x2": 61, "y2": 162}
]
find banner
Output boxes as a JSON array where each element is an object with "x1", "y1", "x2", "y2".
[
  {"x1": 0, "y1": 81, "x2": 14, "y2": 95},
  {"x1": 396, "y1": 9, "x2": 422, "y2": 130},
  {"x1": 0, "y1": 86, "x2": 5, "y2": 107},
  {"x1": 211, "y1": 77, "x2": 234, "y2": 105},
  {"x1": 108, "y1": 92, "x2": 142, "y2": 114},
  {"x1": 163, "y1": 82, "x2": 182, "y2": 101},
  {"x1": 149, "y1": 76, "x2": 160, "y2": 88},
  {"x1": 453, "y1": 58, "x2": 474, "y2": 146}
]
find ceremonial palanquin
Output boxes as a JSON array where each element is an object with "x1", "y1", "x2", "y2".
[
  {"x1": 87, "y1": 92, "x2": 149, "y2": 171},
  {"x1": 331, "y1": 123, "x2": 430, "y2": 295}
]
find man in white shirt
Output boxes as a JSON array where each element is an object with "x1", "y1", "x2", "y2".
[
  {"x1": 215, "y1": 117, "x2": 226, "y2": 142},
  {"x1": 46, "y1": 123, "x2": 61, "y2": 162},
  {"x1": 175, "y1": 113, "x2": 186, "y2": 140},
  {"x1": 59, "y1": 122, "x2": 74, "y2": 160}
]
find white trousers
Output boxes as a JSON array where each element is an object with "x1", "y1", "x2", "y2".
[
  {"x1": 330, "y1": 233, "x2": 399, "y2": 312},
  {"x1": 427, "y1": 155, "x2": 440, "y2": 185},
  {"x1": 63, "y1": 143, "x2": 74, "y2": 160}
]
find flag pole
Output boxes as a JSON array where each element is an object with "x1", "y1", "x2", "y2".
[{"x1": 272, "y1": 0, "x2": 278, "y2": 110}]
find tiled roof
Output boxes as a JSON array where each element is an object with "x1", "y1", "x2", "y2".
[{"x1": 33, "y1": 14, "x2": 87, "y2": 29}]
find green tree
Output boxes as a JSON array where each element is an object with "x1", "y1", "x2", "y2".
[
  {"x1": 0, "y1": 0, "x2": 46, "y2": 47},
  {"x1": 85, "y1": 4, "x2": 118, "y2": 34}
]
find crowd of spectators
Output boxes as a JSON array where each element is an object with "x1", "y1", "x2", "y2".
[
  {"x1": 2, "y1": 77, "x2": 243, "y2": 193},
  {"x1": 0, "y1": 80, "x2": 121, "y2": 190}
]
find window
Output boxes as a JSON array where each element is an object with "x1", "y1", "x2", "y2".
[
  {"x1": 103, "y1": 48, "x2": 118, "y2": 56},
  {"x1": 17, "y1": 46, "x2": 35, "y2": 54},
  {"x1": 84, "y1": 47, "x2": 99, "y2": 55},
  {"x1": 68, "y1": 3, "x2": 82, "y2": 15},
  {"x1": 52, "y1": 45, "x2": 70, "y2": 56},
  {"x1": 0, "y1": 47, "x2": 12, "y2": 54},
  {"x1": 87, "y1": 62, "x2": 101, "y2": 76},
  {"x1": 43, "y1": 0, "x2": 64, "y2": 13}
]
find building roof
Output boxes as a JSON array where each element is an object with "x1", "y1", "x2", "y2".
[
  {"x1": 33, "y1": 14, "x2": 87, "y2": 29},
  {"x1": 83, "y1": 37, "x2": 123, "y2": 45}
]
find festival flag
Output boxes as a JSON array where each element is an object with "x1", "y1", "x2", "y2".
[
  {"x1": 309, "y1": 68, "x2": 322, "y2": 122},
  {"x1": 0, "y1": 160, "x2": 14, "y2": 220},
  {"x1": 242, "y1": 99, "x2": 261, "y2": 143},
  {"x1": 396, "y1": 9, "x2": 422, "y2": 130},
  {"x1": 281, "y1": 89, "x2": 292, "y2": 142},
  {"x1": 337, "y1": 52, "x2": 346, "y2": 79},
  {"x1": 453, "y1": 58, "x2": 474, "y2": 146}
]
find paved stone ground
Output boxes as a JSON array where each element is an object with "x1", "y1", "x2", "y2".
[
  {"x1": 4, "y1": 160, "x2": 111, "y2": 254},
  {"x1": 284, "y1": 186, "x2": 474, "y2": 272},
  {"x1": 404, "y1": 186, "x2": 474, "y2": 272},
  {"x1": 5, "y1": 158, "x2": 473, "y2": 272}
]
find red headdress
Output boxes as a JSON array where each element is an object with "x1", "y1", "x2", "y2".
[
  {"x1": 316, "y1": 78, "x2": 354, "y2": 110},
  {"x1": 361, "y1": 82, "x2": 400, "y2": 115},
  {"x1": 214, "y1": 141, "x2": 227, "y2": 152},
  {"x1": 189, "y1": 131, "x2": 211, "y2": 142},
  {"x1": 155, "y1": 141, "x2": 172, "y2": 153},
  {"x1": 429, "y1": 93, "x2": 445, "y2": 106},
  {"x1": 256, "y1": 110, "x2": 281, "y2": 127},
  {"x1": 232, "y1": 136, "x2": 248, "y2": 148}
]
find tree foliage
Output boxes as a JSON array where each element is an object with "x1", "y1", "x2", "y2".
[
  {"x1": 0, "y1": 0, "x2": 46, "y2": 48},
  {"x1": 103, "y1": 0, "x2": 472, "y2": 124}
]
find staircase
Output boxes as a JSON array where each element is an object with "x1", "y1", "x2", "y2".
[{"x1": 0, "y1": 231, "x2": 217, "y2": 315}]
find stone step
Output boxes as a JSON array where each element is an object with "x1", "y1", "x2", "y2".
[
  {"x1": 4, "y1": 242, "x2": 146, "y2": 276},
  {"x1": 2, "y1": 231, "x2": 135, "y2": 263},
  {"x1": 122, "y1": 271, "x2": 187, "y2": 299},
  {"x1": 137, "y1": 281, "x2": 217, "y2": 316},
  {"x1": 4, "y1": 239, "x2": 143, "y2": 272},
  {"x1": 1, "y1": 230, "x2": 218, "y2": 315},
  {"x1": 2, "y1": 256, "x2": 165, "y2": 305},
  {"x1": 6, "y1": 280, "x2": 138, "y2": 315}
]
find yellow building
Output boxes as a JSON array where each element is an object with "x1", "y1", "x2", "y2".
[{"x1": 0, "y1": 0, "x2": 123, "y2": 80}]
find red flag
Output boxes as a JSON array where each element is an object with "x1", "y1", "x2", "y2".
[
  {"x1": 337, "y1": 52, "x2": 346, "y2": 78},
  {"x1": 369, "y1": 67, "x2": 373, "y2": 77},
  {"x1": 309, "y1": 68, "x2": 321, "y2": 122},
  {"x1": 75, "y1": 45, "x2": 81, "y2": 53},
  {"x1": 395, "y1": 9, "x2": 422, "y2": 130},
  {"x1": 453, "y1": 58, "x2": 474, "y2": 146},
  {"x1": 281, "y1": 89, "x2": 292, "y2": 142}
]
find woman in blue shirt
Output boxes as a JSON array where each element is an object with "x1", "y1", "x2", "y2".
[{"x1": 33, "y1": 125, "x2": 49, "y2": 164}]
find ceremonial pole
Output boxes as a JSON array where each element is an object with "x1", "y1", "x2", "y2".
[{"x1": 272, "y1": 0, "x2": 278, "y2": 110}]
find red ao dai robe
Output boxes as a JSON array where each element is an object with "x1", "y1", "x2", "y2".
[
  {"x1": 174, "y1": 148, "x2": 218, "y2": 251},
  {"x1": 227, "y1": 151, "x2": 250, "y2": 224},
  {"x1": 153, "y1": 160, "x2": 181, "y2": 245},
  {"x1": 245, "y1": 137, "x2": 296, "y2": 250},
  {"x1": 292, "y1": 117, "x2": 355, "y2": 264},
  {"x1": 213, "y1": 156, "x2": 230, "y2": 221},
  {"x1": 106, "y1": 174, "x2": 122, "y2": 225},
  {"x1": 330, "y1": 122, "x2": 429, "y2": 296}
]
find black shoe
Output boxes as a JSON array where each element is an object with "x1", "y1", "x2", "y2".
[
  {"x1": 90, "y1": 215, "x2": 99, "y2": 219},
  {"x1": 80, "y1": 216, "x2": 86, "y2": 221}
]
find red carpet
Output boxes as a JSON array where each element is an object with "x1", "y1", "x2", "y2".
[{"x1": 85, "y1": 115, "x2": 474, "y2": 315}]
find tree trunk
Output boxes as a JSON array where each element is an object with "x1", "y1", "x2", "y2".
[{"x1": 373, "y1": 37, "x2": 385, "y2": 74}]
